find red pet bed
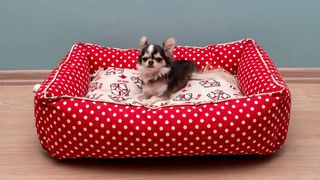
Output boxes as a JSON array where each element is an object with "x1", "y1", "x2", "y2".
[{"x1": 34, "y1": 38, "x2": 291, "y2": 159}]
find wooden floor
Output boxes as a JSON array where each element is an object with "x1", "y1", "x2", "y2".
[{"x1": 0, "y1": 83, "x2": 319, "y2": 180}]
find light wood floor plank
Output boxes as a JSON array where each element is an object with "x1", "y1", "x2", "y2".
[{"x1": 0, "y1": 84, "x2": 319, "y2": 179}]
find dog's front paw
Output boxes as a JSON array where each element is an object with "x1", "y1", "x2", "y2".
[
  {"x1": 143, "y1": 96, "x2": 166, "y2": 107},
  {"x1": 134, "y1": 94, "x2": 150, "y2": 100}
]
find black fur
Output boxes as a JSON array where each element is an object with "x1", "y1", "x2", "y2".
[{"x1": 166, "y1": 60, "x2": 196, "y2": 94}]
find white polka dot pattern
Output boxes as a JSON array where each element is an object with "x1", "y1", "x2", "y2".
[
  {"x1": 35, "y1": 43, "x2": 90, "y2": 100},
  {"x1": 34, "y1": 39, "x2": 291, "y2": 159}
]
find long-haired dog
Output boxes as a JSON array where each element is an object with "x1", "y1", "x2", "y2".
[{"x1": 136, "y1": 36, "x2": 237, "y2": 106}]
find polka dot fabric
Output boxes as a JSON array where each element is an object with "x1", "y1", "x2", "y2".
[
  {"x1": 35, "y1": 43, "x2": 90, "y2": 99},
  {"x1": 34, "y1": 39, "x2": 291, "y2": 159}
]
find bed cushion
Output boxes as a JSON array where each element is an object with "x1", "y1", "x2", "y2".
[
  {"x1": 34, "y1": 38, "x2": 291, "y2": 159},
  {"x1": 85, "y1": 67, "x2": 244, "y2": 108}
]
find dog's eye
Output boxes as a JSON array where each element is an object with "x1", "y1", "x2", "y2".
[
  {"x1": 142, "y1": 57, "x2": 148, "y2": 62},
  {"x1": 155, "y1": 57, "x2": 162, "y2": 62}
]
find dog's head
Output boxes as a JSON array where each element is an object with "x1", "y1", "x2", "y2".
[{"x1": 137, "y1": 36, "x2": 176, "y2": 81}]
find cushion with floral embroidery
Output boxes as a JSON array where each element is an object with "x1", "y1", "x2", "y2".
[{"x1": 85, "y1": 67, "x2": 244, "y2": 109}]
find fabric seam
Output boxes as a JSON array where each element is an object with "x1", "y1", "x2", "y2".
[
  {"x1": 42, "y1": 44, "x2": 78, "y2": 98},
  {"x1": 250, "y1": 39, "x2": 286, "y2": 89}
]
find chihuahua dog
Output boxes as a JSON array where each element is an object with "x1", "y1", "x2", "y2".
[
  {"x1": 136, "y1": 36, "x2": 237, "y2": 106},
  {"x1": 137, "y1": 36, "x2": 196, "y2": 105}
]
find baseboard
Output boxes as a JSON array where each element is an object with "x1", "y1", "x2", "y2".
[
  {"x1": 0, "y1": 68, "x2": 319, "y2": 85},
  {"x1": 0, "y1": 70, "x2": 50, "y2": 85},
  {"x1": 279, "y1": 68, "x2": 320, "y2": 83}
]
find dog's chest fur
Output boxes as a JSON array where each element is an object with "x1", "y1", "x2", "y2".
[{"x1": 143, "y1": 79, "x2": 168, "y2": 96}]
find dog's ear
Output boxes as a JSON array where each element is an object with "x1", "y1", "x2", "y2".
[
  {"x1": 139, "y1": 36, "x2": 149, "y2": 48},
  {"x1": 163, "y1": 38, "x2": 176, "y2": 53}
]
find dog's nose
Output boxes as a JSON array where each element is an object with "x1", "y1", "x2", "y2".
[{"x1": 148, "y1": 60, "x2": 154, "y2": 66}]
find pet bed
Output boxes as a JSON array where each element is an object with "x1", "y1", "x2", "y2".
[{"x1": 34, "y1": 38, "x2": 291, "y2": 159}]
